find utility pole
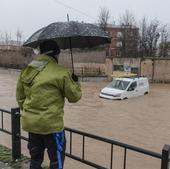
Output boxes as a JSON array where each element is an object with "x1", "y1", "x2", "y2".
[{"x1": 67, "y1": 14, "x2": 69, "y2": 22}]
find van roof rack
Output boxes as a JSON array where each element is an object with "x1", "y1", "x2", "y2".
[{"x1": 111, "y1": 73, "x2": 138, "y2": 78}]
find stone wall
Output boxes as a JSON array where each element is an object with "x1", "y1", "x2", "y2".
[
  {"x1": 58, "y1": 50, "x2": 106, "y2": 76},
  {"x1": 140, "y1": 59, "x2": 153, "y2": 80},
  {"x1": 0, "y1": 47, "x2": 34, "y2": 69},
  {"x1": 1, "y1": 47, "x2": 170, "y2": 82},
  {"x1": 0, "y1": 48, "x2": 106, "y2": 76},
  {"x1": 141, "y1": 58, "x2": 170, "y2": 82},
  {"x1": 58, "y1": 50, "x2": 106, "y2": 67},
  {"x1": 154, "y1": 59, "x2": 170, "y2": 82},
  {"x1": 105, "y1": 58, "x2": 113, "y2": 81},
  {"x1": 113, "y1": 57, "x2": 141, "y2": 68},
  {"x1": 106, "y1": 57, "x2": 170, "y2": 83}
]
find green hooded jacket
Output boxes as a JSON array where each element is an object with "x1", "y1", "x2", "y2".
[{"x1": 16, "y1": 54, "x2": 81, "y2": 134}]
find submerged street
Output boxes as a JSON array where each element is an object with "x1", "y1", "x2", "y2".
[{"x1": 0, "y1": 68, "x2": 170, "y2": 169}]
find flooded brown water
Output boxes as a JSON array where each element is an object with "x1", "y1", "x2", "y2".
[{"x1": 0, "y1": 68, "x2": 170, "y2": 169}]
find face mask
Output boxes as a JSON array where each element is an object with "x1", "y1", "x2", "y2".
[{"x1": 33, "y1": 49, "x2": 40, "y2": 55}]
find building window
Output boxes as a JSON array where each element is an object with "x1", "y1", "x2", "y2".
[
  {"x1": 131, "y1": 67, "x2": 139, "y2": 74},
  {"x1": 113, "y1": 65, "x2": 124, "y2": 71},
  {"x1": 116, "y1": 51, "x2": 121, "y2": 57},
  {"x1": 116, "y1": 42, "x2": 122, "y2": 48},
  {"x1": 117, "y1": 32, "x2": 123, "y2": 38}
]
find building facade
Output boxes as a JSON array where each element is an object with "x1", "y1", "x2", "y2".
[{"x1": 106, "y1": 25, "x2": 139, "y2": 58}]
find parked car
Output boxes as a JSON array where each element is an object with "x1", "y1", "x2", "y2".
[{"x1": 99, "y1": 77, "x2": 149, "y2": 100}]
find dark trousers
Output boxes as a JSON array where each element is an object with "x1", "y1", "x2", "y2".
[{"x1": 28, "y1": 130, "x2": 66, "y2": 169}]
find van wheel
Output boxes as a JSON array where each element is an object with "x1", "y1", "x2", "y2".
[
  {"x1": 144, "y1": 92, "x2": 148, "y2": 95},
  {"x1": 123, "y1": 97, "x2": 128, "y2": 100}
]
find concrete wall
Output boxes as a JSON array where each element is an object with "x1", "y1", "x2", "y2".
[
  {"x1": 0, "y1": 48, "x2": 106, "y2": 76},
  {"x1": 59, "y1": 51, "x2": 106, "y2": 76},
  {"x1": 1, "y1": 47, "x2": 170, "y2": 82},
  {"x1": 140, "y1": 59, "x2": 153, "y2": 80},
  {"x1": 106, "y1": 57, "x2": 170, "y2": 83},
  {"x1": 154, "y1": 59, "x2": 170, "y2": 82},
  {"x1": 141, "y1": 58, "x2": 170, "y2": 82},
  {"x1": 105, "y1": 58, "x2": 113, "y2": 81},
  {"x1": 105, "y1": 57, "x2": 141, "y2": 81},
  {"x1": 73, "y1": 63, "x2": 105, "y2": 75},
  {"x1": 0, "y1": 47, "x2": 34, "y2": 69},
  {"x1": 113, "y1": 57, "x2": 140, "y2": 68},
  {"x1": 58, "y1": 50, "x2": 106, "y2": 68}
]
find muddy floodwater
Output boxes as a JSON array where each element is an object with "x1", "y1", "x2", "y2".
[{"x1": 0, "y1": 68, "x2": 170, "y2": 169}]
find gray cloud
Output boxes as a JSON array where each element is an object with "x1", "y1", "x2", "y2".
[{"x1": 0, "y1": 0, "x2": 169, "y2": 40}]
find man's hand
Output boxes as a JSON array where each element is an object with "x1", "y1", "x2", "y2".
[{"x1": 72, "y1": 73, "x2": 78, "y2": 82}]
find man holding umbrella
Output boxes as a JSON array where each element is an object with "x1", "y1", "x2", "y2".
[{"x1": 16, "y1": 40, "x2": 82, "y2": 169}]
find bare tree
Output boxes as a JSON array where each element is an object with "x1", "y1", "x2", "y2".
[
  {"x1": 139, "y1": 18, "x2": 160, "y2": 57},
  {"x1": 119, "y1": 10, "x2": 136, "y2": 26},
  {"x1": 16, "y1": 28, "x2": 23, "y2": 46},
  {"x1": 159, "y1": 24, "x2": 170, "y2": 57},
  {"x1": 139, "y1": 17, "x2": 148, "y2": 56},
  {"x1": 118, "y1": 10, "x2": 139, "y2": 57},
  {"x1": 0, "y1": 31, "x2": 4, "y2": 45},
  {"x1": 147, "y1": 19, "x2": 160, "y2": 56},
  {"x1": 4, "y1": 32, "x2": 12, "y2": 45},
  {"x1": 111, "y1": 17, "x2": 116, "y2": 25},
  {"x1": 98, "y1": 7, "x2": 110, "y2": 31}
]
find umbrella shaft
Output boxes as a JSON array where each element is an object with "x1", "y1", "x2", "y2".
[{"x1": 69, "y1": 38, "x2": 74, "y2": 74}]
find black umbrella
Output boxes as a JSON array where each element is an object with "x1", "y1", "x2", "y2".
[{"x1": 23, "y1": 21, "x2": 111, "y2": 72}]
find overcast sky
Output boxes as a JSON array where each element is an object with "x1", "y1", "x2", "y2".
[{"x1": 0, "y1": 0, "x2": 170, "y2": 40}]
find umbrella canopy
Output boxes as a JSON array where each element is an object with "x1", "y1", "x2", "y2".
[{"x1": 23, "y1": 21, "x2": 111, "y2": 49}]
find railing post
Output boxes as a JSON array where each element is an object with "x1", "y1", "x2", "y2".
[
  {"x1": 11, "y1": 107, "x2": 21, "y2": 161},
  {"x1": 161, "y1": 144, "x2": 170, "y2": 169},
  {"x1": 81, "y1": 67, "x2": 83, "y2": 81}
]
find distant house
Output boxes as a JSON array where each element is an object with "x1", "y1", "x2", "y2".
[{"x1": 106, "y1": 24, "x2": 139, "y2": 58}]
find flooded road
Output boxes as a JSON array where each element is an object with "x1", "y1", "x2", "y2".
[{"x1": 0, "y1": 68, "x2": 170, "y2": 169}]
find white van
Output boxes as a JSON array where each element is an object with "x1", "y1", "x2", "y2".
[{"x1": 99, "y1": 77, "x2": 149, "y2": 100}]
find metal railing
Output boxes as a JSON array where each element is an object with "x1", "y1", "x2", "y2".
[
  {"x1": 0, "y1": 107, "x2": 170, "y2": 169},
  {"x1": 0, "y1": 108, "x2": 12, "y2": 135},
  {"x1": 64, "y1": 127, "x2": 170, "y2": 169},
  {"x1": 0, "y1": 108, "x2": 21, "y2": 159},
  {"x1": 65, "y1": 66, "x2": 105, "y2": 76}
]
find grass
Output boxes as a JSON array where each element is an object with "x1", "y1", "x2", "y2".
[{"x1": 0, "y1": 145, "x2": 48, "y2": 169}]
